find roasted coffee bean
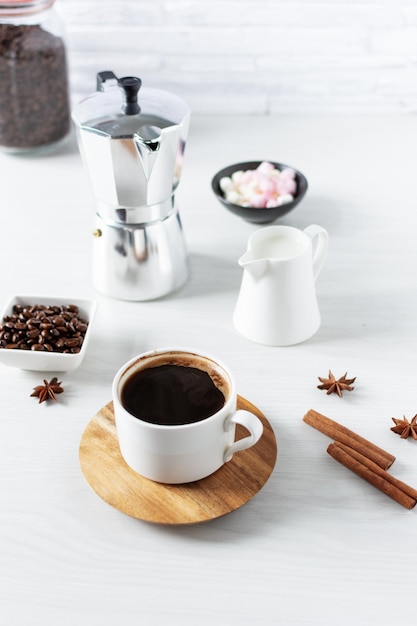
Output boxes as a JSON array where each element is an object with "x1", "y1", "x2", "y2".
[
  {"x1": 27, "y1": 317, "x2": 41, "y2": 327},
  {"x1": 0, "y1": 303, "x2": 89, "y2": 354},
  {"x1": 64, "y1": 338, "x2": 79, "y2": 348},
  {"x1": 0, "y1": 24, "x2": 70, "y2": 151},
  {"x1": 26, "y1": 329, "x2": 40, "y2": 339}
]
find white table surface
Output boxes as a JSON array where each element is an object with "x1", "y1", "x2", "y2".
[{"x1": 1, "y1": 115, "x2": 417, "y2": 626}]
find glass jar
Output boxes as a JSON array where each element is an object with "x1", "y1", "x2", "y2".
[{"x1": 0, "y1": 0, "x2": 70, "y2": 153}]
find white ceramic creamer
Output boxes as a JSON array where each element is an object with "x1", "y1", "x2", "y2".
[{"x1": 233, "y1": 224, "x2": 328, "y2": 346}]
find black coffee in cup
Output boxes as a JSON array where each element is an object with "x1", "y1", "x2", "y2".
[{"x1": 121, "y1": 360, "x2": 226, "y2": 426}]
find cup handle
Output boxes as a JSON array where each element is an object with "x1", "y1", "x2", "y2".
[
  {"x1": 303, "y1": 224, "x2": 328, "y2": 280},
  {"x1": 223, "y1": 410, "x2": 263, "y2": 463}
]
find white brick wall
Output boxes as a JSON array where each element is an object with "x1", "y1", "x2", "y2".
[{"x1": 59, "y1": 0, "x2": 417, "y2": 114}]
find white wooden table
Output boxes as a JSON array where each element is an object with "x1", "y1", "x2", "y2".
[{"x1": 1, "y1": 115, "x2": 417, "y2": 625}]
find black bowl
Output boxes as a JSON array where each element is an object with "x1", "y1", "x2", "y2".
[{"x1": 211, "y1": 160, "x2": 308, "y2": 224}]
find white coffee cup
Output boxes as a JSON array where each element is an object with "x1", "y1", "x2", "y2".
[{"x1": 112, "y1": 348, "x2": 263, "y2": 484}]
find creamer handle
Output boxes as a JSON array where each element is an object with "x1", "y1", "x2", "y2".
[{"x1": 304, "y1": 224, "x2": 328, "y2": 280}]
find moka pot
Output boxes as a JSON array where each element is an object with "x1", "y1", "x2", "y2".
[{"x1": 72, "y1": 71, "x2": 190, "y2": 300}]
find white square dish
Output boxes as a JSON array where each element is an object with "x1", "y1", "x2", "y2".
[{"x1": 0, "y1": 295, "x2": 97, "y2": 371}]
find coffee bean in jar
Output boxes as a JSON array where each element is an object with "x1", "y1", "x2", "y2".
[{"x1": 0, "y1": 0, "x2": 70, "y2": 153}]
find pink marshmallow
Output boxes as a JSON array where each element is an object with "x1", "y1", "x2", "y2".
[
  {"x1": 220, "y1": 161, "x2": 298, "y2": 209},
  {"x1": 257, "y1": 161, "x2": 275, "y2": 174},
  {"x1": 248, "y1": 193, "x2": 267, "y2": 208}
]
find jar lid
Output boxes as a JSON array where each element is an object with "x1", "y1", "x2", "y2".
[
  {"x1": 0, "y1": 0, "x2": 53, "y2": 4},
  {"x1": 0, "y1": 0, "x2": 55, "y2": 15}
]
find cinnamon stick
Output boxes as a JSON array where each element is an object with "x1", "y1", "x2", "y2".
[
  {"x1": 327, "y1": 442, "x2": 416, "y2": 510},
  {"x1": 333, "y1": 441, "x2": 417, "y2": 501},
  {"x1": 303, "y1": 409, "x2": 395, "y2": 470}
]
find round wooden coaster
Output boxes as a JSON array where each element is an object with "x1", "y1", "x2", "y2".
[{"x1": 79, "y1": 396, "x2": 277, "y2": 525}]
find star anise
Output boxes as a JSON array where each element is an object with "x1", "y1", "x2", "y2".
[
  {"x1": 31, "y1": 377, "x2": 64, "y2": 403},
  {"x1": 317, "y1": 370, "x2": 356, "y2": 397},
  {"x1": 391, "y1": 415, "x2": 417, "y2": 440}
]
